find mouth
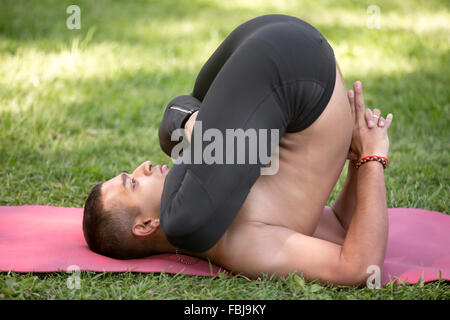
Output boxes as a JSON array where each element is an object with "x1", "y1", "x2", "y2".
[{"x1": 152, "y1": 164, "x2": 169, "y2": 174}]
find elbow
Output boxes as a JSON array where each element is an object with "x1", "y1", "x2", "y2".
[
  {"x1": 335, "y1": 253, "x2": 384, "y2": 287},
  {"x1": 159, "y1": 193, "x2": 199, "y2": 240},
  {"x1": 160, "y1": 212, "x2": 217, "y2": 254},
  {"x1": 159, "y1": 205, "x2": 208, "y2": 253},
  {"x1": 339, "y1": 262, "x2": 384, "y2": 288},
  {"x1": 160, "y1": 213, "x2": 190, "y2": 250},
  {"x1": 159, "y1": 206, "x2": 191, "y2": 240}
]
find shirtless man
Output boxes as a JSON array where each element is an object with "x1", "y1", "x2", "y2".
[{"x1": 82, "y1": 15, "x2": 393, "y2": 286}]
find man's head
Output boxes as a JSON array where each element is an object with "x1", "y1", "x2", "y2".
[{"x1": 83, "y1": 160, "x2": 172, "y2": 259}]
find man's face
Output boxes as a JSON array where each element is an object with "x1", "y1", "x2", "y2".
[{"x1": 101, "y1": 161, "x2": 171, "y2": 215}]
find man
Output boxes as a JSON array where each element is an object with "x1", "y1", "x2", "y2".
[{"x1": 83, "y1": 14, "x2": 393, "y2": 286}]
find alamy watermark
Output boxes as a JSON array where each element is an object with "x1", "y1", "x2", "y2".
[
  {"x1": 366, "y1": 265, "x2": 381, "y2": 289},
  {"x1": 66, "y1": 5, "x2": 81, "y2": 30},
  {"x1": 367, "y1": 5, "x2": 381, "y2": 29},
  {"x1": 66, "y1": 264, "x2": 81, "y2": 289},
  {"x1": 169, "y1": 121, "x2": 280, "y2": 175}
]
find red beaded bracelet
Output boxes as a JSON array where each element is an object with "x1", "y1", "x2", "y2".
[{"x1": 354, "y1": 155, "x2": 389, "y2": 169}]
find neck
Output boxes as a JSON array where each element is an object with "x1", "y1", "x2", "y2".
[
  {"x1": 149, "y1": 228, "x2": 213, "y2": 261},
  {"x1": 149, "y1": 228, "x2": 177, "y2": 254}
]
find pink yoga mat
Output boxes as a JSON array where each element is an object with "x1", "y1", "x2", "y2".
[{"x1": 0, "y1": 205, "x2": 448, "y2": 286}]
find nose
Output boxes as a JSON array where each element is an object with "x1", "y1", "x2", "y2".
[{"x1": 133, "y1": 160, "x2": 152, "y2": 176}]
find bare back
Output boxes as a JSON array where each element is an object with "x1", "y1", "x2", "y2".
[{"x1": 199, "y1": 64, "x2": 353, "y2": 270}]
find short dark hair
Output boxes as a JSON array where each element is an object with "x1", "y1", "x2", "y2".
[{"x1": 82, "y1": 183, "x2": 156, "y2": 259}]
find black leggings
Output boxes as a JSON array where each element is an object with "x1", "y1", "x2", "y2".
[{"x1": 160, "y1": 14, "x2": 336, "y2": 253}]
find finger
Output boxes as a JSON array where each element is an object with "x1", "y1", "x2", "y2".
[
  {"x1": 378, "y1": 116, "x2": 385, "y2": 127},
  {"x1": 365, "y1": 108, "x2": 376, "y2": 128},
  {"x1": 384, "y1": 113, "x2": 393, "y2": 129},
  {"x1": 348, "y1": 90, "x2": 355, "y2": 114},
  {"x1": 370, "y1": 108, "x2": 381, "y2": 128},
  {"x1": 353, "y1": 81, "x2": 365, "y2": 125},
  {"x1": 348, "y1": 90, "x2": 356, "y2": 124}
]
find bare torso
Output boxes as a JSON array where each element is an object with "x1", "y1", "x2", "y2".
[{"x1": 194, "y1": 64, "x2": 353, "y2": 271}]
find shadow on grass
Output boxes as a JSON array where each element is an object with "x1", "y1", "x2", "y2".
[
  {"x1": 2, "y1": 0, "x2": 449, "y2": 51},
  {"x1": 0, "y1": 0, "x2": 448, "y2": 210},
  {"x1": 0, "y1": 52, "x2": 448, "y2": 210}
]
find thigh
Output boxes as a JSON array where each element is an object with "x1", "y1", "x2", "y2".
[
  {"x1": 161, "y1": 37, "x2": 290, "y2": 253},
  {"x1": 191, "y1": 14, "x2": 310, "y2": 101},
  {"x1": 236, "y1": 63, "x2": 353, "y2": 236},
  {"x1": 161, "y1": 17, "x2": 340, "y2": 253}
]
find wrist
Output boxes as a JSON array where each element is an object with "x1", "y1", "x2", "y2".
[
  {"x1": 355, "y1": 155, "x2": 389, "y2": 170},
  {"x1": 359, "y1": 160, "x2": 384, "y2": 168},
  {"x1": 359, "y1": 150, "x2": 387, "y2": 159}
]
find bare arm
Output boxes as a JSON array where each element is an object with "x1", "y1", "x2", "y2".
[
  {"x1": 338, "y1": 81, "x2": 392, "y2": 276},
  {"x1": 339, "y1": 160, "x2": 388, "y2": 275},
  {"x1": 331, "y1": 161, "x2": 358, "y2": 231},
  {"x1": 221, "y1": 159, "x2": 388, "y2": 286},
  {"x1": 331, "y1": 84, "x2": 385, "y2": 232},
  {"x1": 220, "y1": 82, "x2": 392, "y2": 286}
]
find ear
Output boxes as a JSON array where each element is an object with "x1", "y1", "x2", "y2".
[{"x1": 132, "y1": 216, "x2": 160, "y2": 237}]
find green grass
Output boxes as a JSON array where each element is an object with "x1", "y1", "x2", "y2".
[
  {"x1": 1, "y1": 271, "x2": 449, "y2": 300},
  {"x1": 0, "y1": 0, "x2": 449, "y2": 299}
]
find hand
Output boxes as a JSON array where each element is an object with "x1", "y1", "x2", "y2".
[
  {"x1": 158, "y1": 94, "x2": 201, "y2": 157},
  {"x1": 347, "y1": 81, "x2": 393, "y2": 160},
  {"x1": 184, "y1": 110, "x2": 199, "y2": 143}
]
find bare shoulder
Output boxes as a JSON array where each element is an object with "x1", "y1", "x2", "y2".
[
  {"x1": 207, "y1": 217, "x2": 360, "y2": 285},
  {"x1": 209, "y1": 221, "x2": 292, "y2": 279},
  {"x1": 209, "y1": 220, "x2": 338, "y2": 281}
]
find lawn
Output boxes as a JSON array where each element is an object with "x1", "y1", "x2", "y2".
[{"x1": 0, "y1": 0, "x2": 449, "y2": 299}]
